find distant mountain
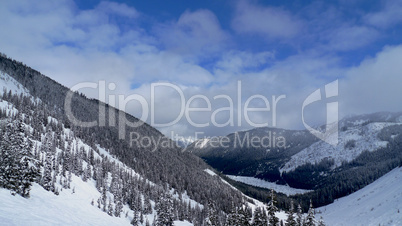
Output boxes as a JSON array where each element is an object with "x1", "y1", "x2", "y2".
[
  {"x1": 187, "y1": 111, "x2": 402, "y2": 208},
  {"x1": 187, "y1": 127, "x2": 318, "y2": 182}
]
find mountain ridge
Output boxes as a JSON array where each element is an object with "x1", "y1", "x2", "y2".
[{"x1": 187, "y1": 111, "x2": 402, "y2": 209}]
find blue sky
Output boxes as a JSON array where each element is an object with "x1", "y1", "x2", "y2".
[{"x1": 1, "y1": 0, "x2": 402, "y2": 138}]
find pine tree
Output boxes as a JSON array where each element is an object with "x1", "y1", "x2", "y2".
[
  {"x1": 206, "y1": 200, "x2": 219, "y2": 226},
  {"x1": 225, "y1": 204, "x2": 240, "y2": 226},
  {"x1": 131, "y1": 209, "x2": 139, "y2": 225},
  {"x1": 140, "y1": 211, "x2": 144, "y2": 224},
  {"x1": 296, "y1": 204, "x2": 303, "y2": 226},
  {"x1": 67, "y1": 170, "x2": 72, "y2": 189},
  {"x1": 267, "y1": 189, "x2": 279, "y2": 226},
  {"x1": 84, "y1": 163, "x2": 91, "y2": 181},
  {"x1": 0, "y1": 117, "x2": 39, "y2": 197},
  {"x1": 107, "y1": 198, "x2": 114, "y2": 216},
  {"x1": 62, "y1": 141, "x2": 72, "y2": 175},
  {"x1": 42, "y1": 153, "x2": 55, "y2": 192},
  {"x1": 115, "y1": 200, "x2": 123, "y2": 217},
  {"x1": 305, "y1": 200, "x2": 316, "y2": 226},
  {"x1": 244, "y1": 205, "x2": 252, "y2": 225},
  {"x1": 143, "y1": 196, "x2": 153, "y2": 214},
  {"x1": 317, "y1": 216, "x2": 325, "y2": 226},
  {"x1": 253, "y1": 207, "x2": 268, "y2": 226},
  {"x1": 110, "y1": 171, "x2": 120, "y2": 200},
  {"x1": 286, "y1": 200, "x2": 297, "y2": 226},
  {"x1": 89, "y1": 148, "x2": 95, "y2": 166},
  {"x1": 41, "y1": 131, "x2": 55, "y2": 192},
  {"x1": 102, "y1": 187, "x2": 107, "y2": 212},
  {"x1": 238, "y1": 206, "x2": 251, "y2": 226},
  {"x1": 155, "y1": 193, "x2": 174, "y2": 226}
]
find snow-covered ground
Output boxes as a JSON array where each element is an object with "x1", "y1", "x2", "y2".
[
  {"x1": 0, "y1": 180, "x2": 132, "y2": 226},
  {"x1": 227, "y1": 175, "x2": 312, "y2": 196},
  {"x1": 0, "y1": 177, "x2": 194, "y2": 226},
  {"x1": 317, "y1": 167, "x2": 402, "y2": 226},
  {"x1": 281, "y1": 122, "x2": 399, "y2": 173}
]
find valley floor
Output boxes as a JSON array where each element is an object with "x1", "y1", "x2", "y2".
[{"x1": 226, "y1": 175, "x2": 313, "y2": 196}]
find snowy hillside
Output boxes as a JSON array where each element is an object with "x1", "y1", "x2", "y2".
[
  {"x1": 0, "y1": 118, "x2": 203, "y2": 225},
  {"x1": 0, "y1": 72, "x2": 30, "y2": 96},
  {"x1": 227, "y1": 175, "x2": 312, "y2": 196},
  {"x1": 317, "y1": 167, "x2": 402, "y2": 226},
  {"x1": 0, "y1": 180, "x2": 131, "y2": 226},
  {"x1": 281, "y1": 122, "x2": 399, "y2": 173},
  {"x1": 0, "y1": 181, "x2": 192, "y2": 226}
]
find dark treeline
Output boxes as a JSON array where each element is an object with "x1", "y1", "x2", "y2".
[{"x1": 224, "y1": 127, "x2": 402, "y2": 211}]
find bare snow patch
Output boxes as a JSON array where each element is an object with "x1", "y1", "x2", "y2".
[
  {"x1": 0, "y1": 72, "x2": 30, "y2": 96},
  {"x1": 204, "y1": 169, "x2": 216, "y2": 176}
]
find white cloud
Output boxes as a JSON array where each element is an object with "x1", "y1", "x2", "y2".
[
  {"x1": 341, "y1": 44, "x2": 402, "y2": 115},
  {"x1": 364, "y1": 0, "x2": 402, "y2": 28},
  {"x1": 155, "y1": 9, "x2": 229, "y2": 57},
  {"x1": 232, "y1": 0, "x2": 302, "y2": 39},
  {"x1": 325, "y1": 25, "x2": 380, "y2": 51},
  {"x1": 215, "y1": 50, "x2": 275, "y2": 73},
  {"x1": 96, "y1": 1, "x2": 139, "y2": 18}
]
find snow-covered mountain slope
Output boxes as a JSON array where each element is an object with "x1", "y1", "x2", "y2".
[
  {"x1": 0, "y1": 182, "x2": 191, "y2": 226},
  {"x1": 0, "y1": 115, "x2": 203, "y2": 225},
  {"x1": 280, "y1": 122, "x2": 399, "y2": 173},
  {"x1": 317, "y1": 167, "x2": 402, "y2": 226},
  {"x1": 227, "y1": 175, "x2": 312, "y2": 196},
  {"x1": 0, "y1": 180, "x2": 131, "y2": 226}
]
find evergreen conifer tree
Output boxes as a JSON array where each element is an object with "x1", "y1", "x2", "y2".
[
  {"x1": 296, "y1": 204, "x2": 303, "y2": 226},
  {"x1": 267, "y1": 189, "x2": 279, "y2": 226},
  {"x1": 0, "y1": 116, "x2": 38, "y2": 197},
  {"x1": 155, "y1": 194, "x2": 174, "y2": 226},
  {"x1": 305, "y1": 200, "x2": 316, "y2": 226},
  {"x1": 286, "y1": 200, "x2": 297, "y2": 226}
]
